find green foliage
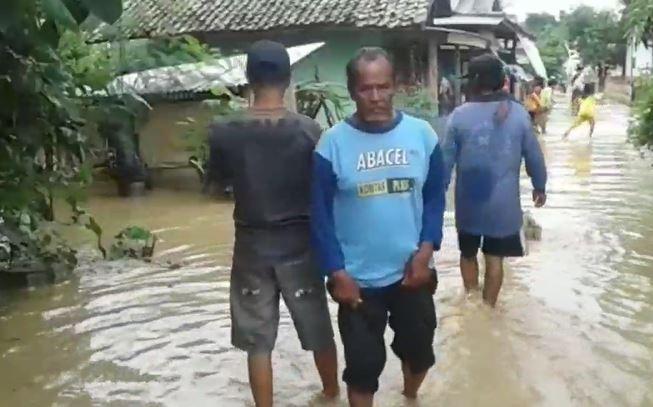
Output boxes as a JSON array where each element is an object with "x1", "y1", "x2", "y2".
[
  {"x1": 68, "y1": 197, "x2": 106, "y2": 258},
  {"x1": 80, "y1": 0, "x2": 123, "y2": 25},
  {"x1": 625, "y1": 0, "x2": 653, "y2": 42},
  {"x1": 525, "y1": 13, "x2": 557, "y2": 35},
  {"x1": 42, "y1": 0, "x2": 80, "y2": 31},
  {"x1": 526, "y1": 6, "x2": 626, "y2": 79},
  {"x1": 117, "y1": 226, "x2": 152, "y2": 240},
  {"x1": 112, "y1": 35, "x2": 212, "y2": 75},
  {"x1": 566, "y1": 7, "x2": 626, "y2": 67},
  {"x1": 178, "y1": 87, "x2": 246, "y2": 178},
  {"x1": 0, "y1": 0, "x2": 124, "y2": 215},
  {"x1": 0, "y1": 0, "x2": 124, "y2": 277},
  {"x1": 296, "y1": 80, "x2": 349, "y2": 128},
  {"x1": 395, "y1": 87, "x2": 438, "y2": 121},
  {"x1": 629, "y1": 77, "x2": 653, "y2": 148},
  {"x1": 0, "y1": 212, "x2": 77, "y2": 277},
  {"x1": 110, "y1": 226, "x2": 157, "y2": 260},
  {"x1": 624, "y1": 0, "x2": 653, "y2": 149},
  {"x1": 538, "y1": 23, "x2": 571, "y2": 81}
]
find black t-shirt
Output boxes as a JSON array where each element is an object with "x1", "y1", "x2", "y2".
[{"x1": 207, "y1": 109, "x2": 321, "y2": 229}]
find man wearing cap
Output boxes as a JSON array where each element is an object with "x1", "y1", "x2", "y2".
[
  {"x1": 312, "y1": 47, "x2": 446, "y2": 406},
  {"x1": 443, "y1": 54, "x2": 548, "y2": 307},
  {"x1": 207, "y1": 40, "x2": 338, "y2": 406}
]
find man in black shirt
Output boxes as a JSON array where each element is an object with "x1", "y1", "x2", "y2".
[{"x1": 207, "y1": 41, "x2": 338, "y2": 406}]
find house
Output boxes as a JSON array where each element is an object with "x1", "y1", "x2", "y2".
[
  {"x1": 101, "y1": 0, "x2": 544, "y2": 101},
  {"x1": 99, "y1": 0, "x2": 501, "y2": 114},
  {"x1": 104, "y1": 42, "x2": 325, "y2": 186},
  {"x1": 431, "y1": 0, "x2": 545, "y2": 103},
  {"x1": 97, "y1": 0, "x2": 543, "y2": 192}
]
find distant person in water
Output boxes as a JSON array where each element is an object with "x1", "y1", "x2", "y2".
[
  {"x1": 443, "y1": 54, "x2": 548, "y2": 307},
  {"x1": 537, "y1": 77, "x2": 554, "y2": 134},
  {"x1": 206, "y1": 40, "x2": 338, "y2": 407},
  {"x1": 525, "y1": 78, "x2": 544, "y2": 133},
  {"x1": 571, "y1": 65, "x2": 584, "y2": 115},
  {"x1": 563, "y1": 83, "x2": 597, "y2": 139},
  {"x1": 312, "y1": 47, "x2": 445, "y2": 406}
]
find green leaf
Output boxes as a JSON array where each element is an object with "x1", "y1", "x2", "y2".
[
  {"x1": 63, "y1": 0, "x2": 90, "y2": 24},
  {"x1": 81, "y1": 0, "x2": 123, "y2": 25},
  {"x1": 41, "y1": 0, "x2": 79, "y2": 31},
  {"x1": 39, "y1": 20, "x2": 61, "y2": 48},
  {"x1": 86, "y1": 216, "x2": 106, "y2": 258}
]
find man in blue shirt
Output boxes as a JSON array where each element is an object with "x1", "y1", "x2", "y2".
[
  {"x1": 443, "y1": 54, "x2": 547, "y2": 307},
  {"x1": 311, "y1": 47, "x2": 446, "y2": 406}
]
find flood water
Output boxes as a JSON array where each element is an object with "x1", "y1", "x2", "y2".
[{"x1": 1, "y1": 100, "x2": 652, "y2": 406}]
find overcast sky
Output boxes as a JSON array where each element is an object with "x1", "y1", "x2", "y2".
[{"x1": 505, "y1": 0, "x2": 623, "y2": 20}]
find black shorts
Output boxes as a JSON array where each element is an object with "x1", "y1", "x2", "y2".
[
  {"x1": 458, "y1": 231, "x2": 525, "y2": 259},
  {"x1": 337, "y1": 282, "x2": 437, "y2": 394}
]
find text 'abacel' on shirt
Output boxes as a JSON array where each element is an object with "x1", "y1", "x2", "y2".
[{"x1": 311, "y1": 112, "x2": 447, "y2": 288}]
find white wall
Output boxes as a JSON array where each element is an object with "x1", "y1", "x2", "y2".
[{"x1": 626, "y1": 38, "x2": 653, "y2": 77}]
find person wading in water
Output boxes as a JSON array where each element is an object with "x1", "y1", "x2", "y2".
[
  {"x1": 443, "y1": 54, "x2": 548, "y2": 307},
  {"x1": 207, "y1": 40, "x2": 339, "y2": 407},
  {"x1": 311, "y1": 47, "x2": 446, "y2": 407}
]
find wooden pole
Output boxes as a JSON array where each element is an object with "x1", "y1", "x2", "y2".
[
  {"x1": 427, "y1": 37, "x2": 439, "y2": 114},
  {"x1": 454, "y1": 45, "x2": 462, "y2": 105}
]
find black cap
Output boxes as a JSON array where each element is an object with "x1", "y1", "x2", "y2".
[
  {"x1": 246, "y1": 40, "x2": 291, "y2": 85},
  {"x1": 461, "y1": 54, "x2": 506, "y2": 91}
]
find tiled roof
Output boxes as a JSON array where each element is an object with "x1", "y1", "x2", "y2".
[{"x1": 104, "y1": 0, "x2": 433, "y2": 40}]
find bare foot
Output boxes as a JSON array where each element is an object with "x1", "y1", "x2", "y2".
[{"x1": 308, "y1": 390, "x2": 342, "y2": 406}]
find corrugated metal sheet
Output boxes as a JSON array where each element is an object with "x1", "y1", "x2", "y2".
[{"x1": 107, "y1": 42, "x2": 325, "y2": 96}]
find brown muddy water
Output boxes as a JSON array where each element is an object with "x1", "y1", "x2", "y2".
[{"x1": 1, "y1": 102, "x2": 652, "y2": 407}]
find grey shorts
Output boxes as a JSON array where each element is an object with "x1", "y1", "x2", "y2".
[{"x1": 230, "y1": 226, "x2": 335, "y2": 354}]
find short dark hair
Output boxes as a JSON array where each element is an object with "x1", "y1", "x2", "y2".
[
  {"x1": 466, "y1": 53, "x2": 505, "y2": 94},
  {"x1": 346, "y1": 47, "x2": 395, "y2": 94}
]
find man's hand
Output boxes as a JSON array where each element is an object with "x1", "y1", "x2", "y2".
[
  {"x1": 328, "y1": 270, "x2": 362, "y2": 308},
  {"x1": 402, "y1": 244, "x2": 434, "y2": 290},
  {"x1": 533, "y1": 190, "x2": 547, "y2": 208}
]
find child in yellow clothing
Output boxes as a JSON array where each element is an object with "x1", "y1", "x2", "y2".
[{"x1": 564, "y1": 84, "x2": 596, "y2": 139}]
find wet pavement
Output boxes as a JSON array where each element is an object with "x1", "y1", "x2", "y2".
[{"x1": 1, "y1": 99, "x2": 652, "y2": 406}]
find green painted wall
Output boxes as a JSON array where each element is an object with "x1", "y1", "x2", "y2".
[
  {"x1": 290, "y1": 32, "x2": 385, "y2": 125},
  {"x1": 292, "y1": 32, "x2": 383, "y2": 85}
]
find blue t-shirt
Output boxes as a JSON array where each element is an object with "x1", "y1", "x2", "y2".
[
  {"x1": 311, "y1": 112, "x2": 446, "y2": 288},
  {"x1": 443, "y1": 94, "x2": 547, "y2": 237}
]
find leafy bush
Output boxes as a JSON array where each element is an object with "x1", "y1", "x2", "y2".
[
  {"x1": 1, "y1": 0, "x2": 125, "y2": 218},
  {"x1": 296, "y1": 80, "x2": 349, "y2": 128},
  {"x1": 109, "y1": 226, "x2": 157, "y2": 260},
  {"x1": 629, "y1": 77, "x2": 653, "y2": 149},
  {"x1": 395, "y1": 87, "x2": 437, "y2": 121}
]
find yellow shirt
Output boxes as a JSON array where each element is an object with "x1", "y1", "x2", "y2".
[
  {"x1": 578, "y1": 96, "x2": 597, "y2": 118},
  {"x1": 525, "y1": 93, "x2": 542, "y2": 113}
]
